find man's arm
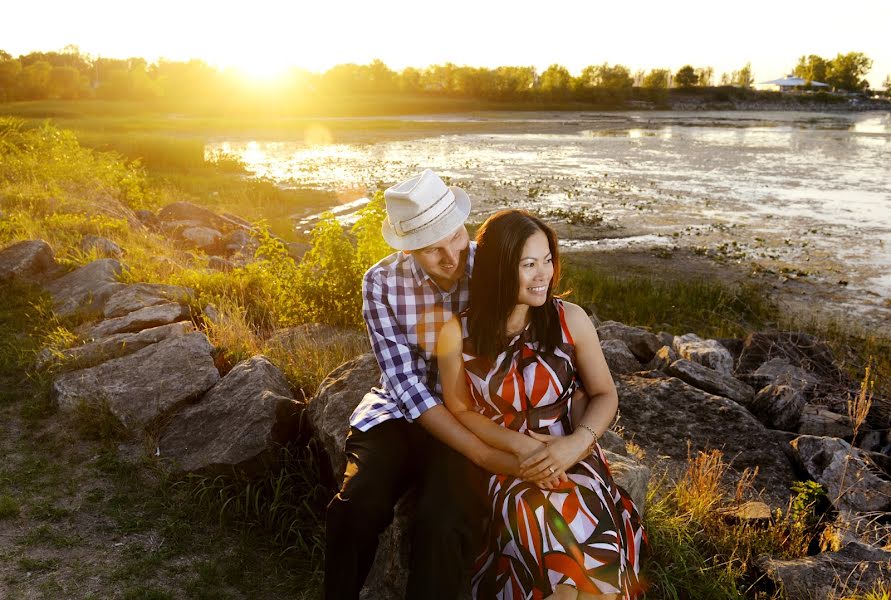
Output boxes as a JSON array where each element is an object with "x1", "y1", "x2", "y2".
[{"x1": 363, "y1": 269, "x2": 519, "y2": 475}]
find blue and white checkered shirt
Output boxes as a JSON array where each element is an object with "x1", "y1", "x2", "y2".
[{"x1": 350, "y1": 242, "x2": 476, "y2": 431}]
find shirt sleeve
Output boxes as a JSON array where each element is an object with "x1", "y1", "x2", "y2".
[{"x1": 363, "y1": 268, "x2": 442, "y2": 421}]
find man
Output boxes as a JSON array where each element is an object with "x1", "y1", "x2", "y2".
[{"x1": 324, "y1": 169, "x2": 521, "y2": 599}]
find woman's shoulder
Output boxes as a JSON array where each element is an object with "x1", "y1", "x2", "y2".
[
  {"x1": 555, "y1": 300, "x2": 597, "y2": 337},
  {"x1": 437, "y1": 315, "x2": 464, "y2": 356}
]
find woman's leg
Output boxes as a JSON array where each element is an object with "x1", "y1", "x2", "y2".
[
  {"x1": 577, "y1": 592, "x2": 620, "y2": 600},
  {"x1": 543, "y1": 585, "x2": 621, "y2": 600}
]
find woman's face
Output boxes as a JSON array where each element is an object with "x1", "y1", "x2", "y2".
[{"x1": 515, "y1": 230, "x2": 553, "y2": 308}]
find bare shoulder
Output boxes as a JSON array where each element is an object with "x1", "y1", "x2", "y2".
[
  {"x1": 559, "y1": 300, "x2": 599, "y2": 341},
  {"x1": 437, "y1": 316, "x2": 463, "y2": 356}
]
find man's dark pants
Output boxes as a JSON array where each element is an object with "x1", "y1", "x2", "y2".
[{"x1": 325, "y1": 418, "x2": 488, "y2": 599}]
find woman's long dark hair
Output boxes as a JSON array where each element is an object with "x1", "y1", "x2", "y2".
[{"x1": 467, "y1": 209, "x2": 562, "y2": 359}]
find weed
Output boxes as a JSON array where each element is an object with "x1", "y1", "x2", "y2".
[{"x1": 0, "y1": 493, "x2": 21, "y2": 519}]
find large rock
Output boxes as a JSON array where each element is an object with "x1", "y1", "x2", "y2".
[
  {"x1": 180, "y1": 226, "x2": 222, "y2": 252},
  {"x1": 797, "y1": 404, "x2": 853, "y2": 438},
  {"x1": 790, "y1": 435, "x2": 891, "y2": 514},
  {"x1": 600, "y1": 339, "x2": 641, "y2": 375},
  {"x1": 103, "y1": 283, "x2": 193, "y2": 319},
  {"x1": 0, "y1": 240, "x2": 56, "y2": 282},
  {"x1": 43, "y1": 259, "x2": 127, "y2": 317},
  {"x1": 158, "y1": 356, "x2": 300, "y2": 475},
  {"x1": 80, "y1": 235, "x2": 123, "y2": 258},
  {"x1": 90, "y1": 302, "x2": 191, "y2": 339},
  {"x1": 596, "y1": 321, "x2": 661, "y2": 363},
  {"x1": 672, "y1": 333, "x2": 734, "y2": 376},
  {"x1": 749, "y1": 357, "x2": 822, "y2": 391},
  {"x1": 37, "y1": 321, "x2": 194, "y2": 370},
  {"x1": 158, "y1": 201, "x2": 232, "y2": 231},
  {"x1": 665, "y1": 358, "x2": 755, "y2": 404},
  {"x1": 53, "y1": 332, "x2": 219, "y2": 429},
  {"x1": 643, "y1": 345, "x2": 679, "y2": 372},
  {"x1": 615, "y1": 375, "x2": 798, "y2": 508},
  {"x1": 750, "y1": 384, "x2": 806, "y2": 431},
  {"x1": 602, "y1": 449, "x2": 650, "y2": 518},
  {"x1": 757, "y1": 542, "x2": 891, "y2": 599},
  {"x1": 737, "y1": 331, "x2": 840, "y2": 380}
]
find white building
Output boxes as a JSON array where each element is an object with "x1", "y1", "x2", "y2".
[{"x1": 755, "y1": 74, "x2": 831, "y2": 92}]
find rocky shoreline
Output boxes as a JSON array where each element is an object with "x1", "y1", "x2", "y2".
[{"x1": 2, "y1": 197, "x2": 890, "y2": 598}]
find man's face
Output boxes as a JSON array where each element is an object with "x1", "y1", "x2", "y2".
[{"x1": 407, "y1": 225, "x2": 470, "y2": 289}]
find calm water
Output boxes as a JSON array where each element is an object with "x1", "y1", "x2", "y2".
[{"x1": 206, "y1": 110, "x2": 891, "y2": 320}]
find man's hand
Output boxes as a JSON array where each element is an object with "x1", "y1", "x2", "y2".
[{"x1": 518, "y1": 431, "x2": 590, "y2": 482}]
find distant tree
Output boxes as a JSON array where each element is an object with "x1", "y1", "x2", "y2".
[
  {"x1": 422, "y1": 63, "x2": 458, "y2": 94},
  {"x1": 825, "y1": 52, "x2": 872, "y2": 91},
  {"x1": 674, "y1": 65, "x2": 698, "y2": 88},
  {"x1": 695, "y1": 66, "x2": 714, "y2": 87},
  {"x1": 642, "y1": 68, "x2": 670, "y2": 89},
  {"x1": 0, "y1": 58, "x2": 22, "y2": 100},
  {"x1": 539, "y1": 64, "x2": 573, "y2": 99},
  {"x1": 719, "y1": 72, "x2": 731, "y2": 86},
  {"x1": 731, "y1": 62, "x2": 754, "y2": 88},
  {"x1": 884, "y1": 74, "x2": 891, "y2": 97},
  {"x1": 366, "y1": 59, "x2": 397, "y2": 93},
  {"x1": 18, "y1": 60, "x2": 52, "y2": 99},
  {"x1": 794, "y1": 54, "x2": 829, "y2": 84},
  {"x1": 491, "y1": 66, "x2": 537, "y2": 100},
  {"x1": 398, "y1": 67, "x2": 422, "y2": 93},
  {"x1": 632, "y1": 69, "x2": 645, "y2": 87},
  {"x1": 49, "y1": 65, "x2": 85, "y2": 99},
  {"x1": 0, "y1": 50, "x2": 11, "y2": 61}
]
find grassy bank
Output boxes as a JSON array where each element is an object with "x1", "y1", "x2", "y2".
[{"x1": 2, "y1": 116, "x2": 886, "y2": 598}]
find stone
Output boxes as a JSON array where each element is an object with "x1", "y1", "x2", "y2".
[
  {"x1": 602, "y1": 449, "x2": 650, "y2": 518},
  {"x1": 600, "y1": 339, "x2": 641, "y2": 375},
  {"x1": 36, "y1": 321, "x2": 193, "y2": 370},
  {"x1": 614, "y1": 375, "x2": 798, "y2": 508},
  {"x1": 672, "y1": 333, "x2": 734, "y2": 376},
  {"x1": 180, "y1": 226, "x2": 222, "y2": 252},
  {"x1": 220, "y1": 229, "x2": 258, "y2": 256},
  {"x1": 750, "y1": 357, "x2": 822, "y2": 391},
  {"x1": 53, "y1": 332, "x2": 219, "y2": 430},
  {"x1": 665, "y1": 359, "x2": 755, "y2": 404},
  {"x1": 207, "y1": 256, "x2": 235, "y2": 271},
  {"x1": 135, "y1": 209, "x2": 160, "y2": 230},
  {"x1": 103, "y1": 283, "x2": 194, "y2": 319},
  {"x1": 656, "y1": 331, "x2": 674, "y2": 348},
  {"x1": 643, "y1": 345, "x2": 678, "y2": 372},
  {"x1": 790, "y1": 435, "x2": 891, "y2": 514},
  {"x1": 158, "y1": 356, "x2": 300, "y2": 476},
  {"x1": 757, "y1": 542, "x2": 891, "y2": 600},
  {"x1": 80, "y1": 235, "x2": 123, "y2": 258},
  {"x1": 158, "y1": 201, "x2": 230, "y2": 231},
  {"x1": 0, "y1": 240, "x2": 56, "y2": 282},
  {"x1": 90, "y1": 302, "x2": 191, "y2": 339},
  {"x1": 750, "y1": 384, "x2": 806, "y2": 431},
  {"x1": 737, "y1": 331, "x2": 840, "y2": 380},
  {"x1": 798, "y1": 404, "x2": 853, "y2": 438},
  {"x1": 596, "y1": 321, "x2": 662, "y2": 362},
  {"x1": 43, "y1": 259, "x2": 127, "y2": 317},
  {"x1": 287, "y1": 242, "x2": 311, "y2": 261}
]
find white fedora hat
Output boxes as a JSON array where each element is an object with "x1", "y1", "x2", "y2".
[{"x1": 381, "y1": 169, "x2": 471, "y2": 251}]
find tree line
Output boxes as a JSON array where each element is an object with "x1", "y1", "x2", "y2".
[{"x1": 0, "y1": 46, "x2": 883, "y2": 106}]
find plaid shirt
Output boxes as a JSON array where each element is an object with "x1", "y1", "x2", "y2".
[{"x1": 350, "y1": 242, "x2": 476, "y2": 431}]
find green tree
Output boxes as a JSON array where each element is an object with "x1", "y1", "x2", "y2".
[
  {"x1": 674, "y1": 65, "x2": 698, "y2": 88},
  {"x1": 794, "y1": 54, "x2": 829, "y2": 84},
  {"x1": 0, "y1": 58, "x2": 22, "y2": 101},
  {"x1": 695, "y1": 67, "x2": 714, "y2": 87},
  {"x1": 826, "y1": 52, "x2": 872, "y2": 91},
  {"x1": 642, "y1": 68, "x2": 670, "y2": 89},
  {"x1": 18, "y1": 60, "x2": 52, "y2": 99},
  {"x1": 884, "y1": 74, "x2": 891, "y2": 97},
  {"x1": 398, "y1": 67, "x2": 422, "y2": 93},
  {"x1": 731, "y1": 62, "x2": 754, "y2": 88},
  {"x1": 49, "y1": 65, "x2": 84, "y2": 99},
  {"x1": 539, "y1": 64, "x2": 573, "y2": 99}
]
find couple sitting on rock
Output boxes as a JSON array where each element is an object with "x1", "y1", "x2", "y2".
[{"x1": 325, "y1": 169, "x2": 647, "y2": 600}]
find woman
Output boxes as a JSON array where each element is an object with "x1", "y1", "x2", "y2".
[{"x1": 437, "y1": 210, "x2": 646, "y2": 600}]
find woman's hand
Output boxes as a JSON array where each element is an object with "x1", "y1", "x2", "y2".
[{"x1": 518, "y1": 430, "x2": 591, "y2": 482}]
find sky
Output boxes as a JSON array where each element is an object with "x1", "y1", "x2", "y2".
[{"x1": 2, "y1": 0, "x2": 890, "y2": 89}]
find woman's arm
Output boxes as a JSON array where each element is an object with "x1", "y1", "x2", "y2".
[
  {"x1": 437, "y1": 318, "x2": 543, "y2": 461},
  {"x1": 519, "y1": 302, "x2": 619, "y2": 480}
]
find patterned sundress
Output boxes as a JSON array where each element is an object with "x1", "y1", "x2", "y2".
[{"x1": 461, "y1": 299, "x2": 646, "y2": 599}]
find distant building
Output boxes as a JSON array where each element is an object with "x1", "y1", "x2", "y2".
[{"x1": 755, "y1": 74, "x2": 831, "y2": 92}]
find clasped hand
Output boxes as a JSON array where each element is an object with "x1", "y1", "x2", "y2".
[{"x1": 515, "y1": 431, "x2": 589, "y2": 490}]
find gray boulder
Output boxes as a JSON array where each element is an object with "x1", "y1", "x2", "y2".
[
  {"x1": 37, "y1": 321, "x2": 193, "y2": 370},
  {"x1": 737, "y1": 331, "x2": 840, "y2": 380},
  {"x1": 158, "y1": 356, "x2": 300, "y2": 476},
  {"x1": 44, "y1": 259, "x2": 127, "y2": 317},
  {"x1": 221, "y1": 229, "x2": 259, "y2": 257},
  {"x1": 180, "y1": 226, "x2": 222, "y2": 252},
  {"x1": 750, "y1": 357, "x2": 822, "y2": 391},
  {"x1": 80, "y1": 235, "x2": 123, "y2": 258},
  {"x1": 615, "y1": 375, "x2": 797, "y2": 508},
  {"x1": 602, "y1": 449, "x2": 650, "y2": 518},
  {"x1": 643, "y1": 345, "x2": 679, "y2": 372},
  {"x1": 757, "y1": 542, "x2": 891, "y2": 599},
  {"x1": 672, "y1": 333, "x2": 734, "y2": 376},
  {"x1": 665, "y1": 359, "x2": 755, "y2": 404},
  {"x1": 158, "y1": 201, "x2": 231, "y2": 231},
  {"x1": 790, "y1": 435, "x2": 891, "y2": 514},
  {"x1": 798, "y1": 404, "x2": 853, "y2": 438},
  {"x1": 750, "y1": 384, "x2": 806, "y2": 431},
  {"x1": 0, "y1": 240, "x2": 56, "y2": 282},
  {"x1": 53, "y1": 332, "x2": 219, "y2": 430},
  {"x1": 596, "y1": 321, "x2": 661, "y2": 363},
  {"x1": 207, "y1": 256, "x2": 235, "y2": 271},
  {"x1": 600, "y1": 339, "x2": 641, "y2": 375},
  {"x1": 90, "y1": 302, "x2": 191, "y2": 339},
  {"x1": 103, "y1": 283, "x2": 194, "y2": 319}
]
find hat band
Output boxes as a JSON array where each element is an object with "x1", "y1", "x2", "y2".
[{"x1": 395, "y1": 189, "x2": 455, "y2": 237}]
